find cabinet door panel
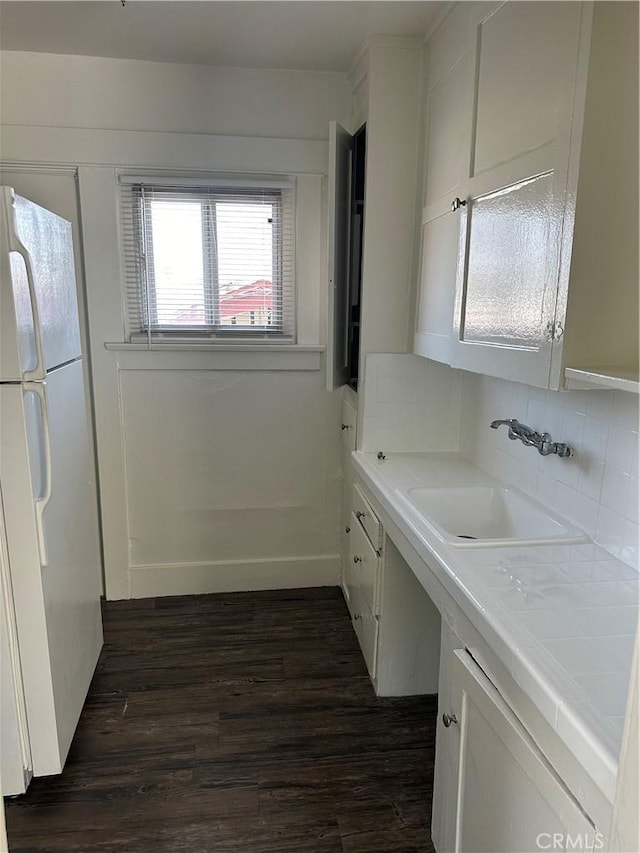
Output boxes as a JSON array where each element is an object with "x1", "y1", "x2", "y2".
[
  {"x1": 425, "y1": 51, "x2": 472, "y2": 205},
  {"x1": 449, "y1": 650, "x2": 596, "y2": 853},
  {"x1": 451, "y1": 161, "x2": 566, "y2": 387},
  {"x1": 458, "y1": 171, "x2": 558, "y2": 349},
  {"x1": 472, "y1": 2, "x2": 583, "y2": 176},
  {"x1": 340, "y1": 399, "x2": 357, "y2": 453},
  {"x1": 350, "y1": 584, "x2": 378, "y2": 680},
  {"x1": 414, "y1": 207, "x2": 460, "y2": 362}
]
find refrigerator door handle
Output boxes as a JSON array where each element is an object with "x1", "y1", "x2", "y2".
[
  {"x1": 23, "y1": 382, "x2": 52, "y2": 568},
  {"x1": 7, "y1": 233, "x2": 46, "y2": 382}
]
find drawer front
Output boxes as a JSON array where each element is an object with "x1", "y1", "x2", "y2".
[
  {"x1": 349, "y1": 512, "x2": 380, "y2": 616},
  {"x1": 341, "y1": 399, "x2": 357, "y2": 453},
  {"x1": 353, "y1": 482, "x2": 382, "y2": 550},
  {"x1": 350, "y1": 585, "x2": 378, "y2": 680}
]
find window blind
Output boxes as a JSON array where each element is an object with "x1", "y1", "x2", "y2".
[{"x1": 119, "y1": 178, "x2": 296, "y2": 343}]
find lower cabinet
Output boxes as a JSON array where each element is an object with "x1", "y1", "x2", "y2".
[
  {"x1": 349, "y1": 583, "x2": 378, "y2": 679},
  {"x1": 343, "y1": 480, "x2": 441, "y2": 696},
  {"x1": 434, "y1": 623, "x2": 599, "y2": 853},
  {"x1": 346, "y1": 520, "x2": 379, "y2": 678}
]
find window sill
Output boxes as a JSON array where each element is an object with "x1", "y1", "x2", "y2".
[{"x1": 104, "y1": 342, "x2": 324, "y2": 372}]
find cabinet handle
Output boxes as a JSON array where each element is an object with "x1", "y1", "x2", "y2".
[
  {"x1": 353, "y1": 555, "x2": 362, "y2": 564},
  {"x1": 451, "y1": 197, "x2": 467, "y2": 212},
  {"x1": 442, "y1": 713, "x2": 458, "y2": 728},
  {"x1": 355, "y1": 510, "x2": 365, "y2": 520},
  {"x1": 341, "y1": 423, "x2": 350, "y2": 431}
]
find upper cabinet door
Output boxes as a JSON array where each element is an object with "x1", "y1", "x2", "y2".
[
  {"x1": 326, "y1": 121, "x2": 353, "y2": 391},
  {"x1": 470, "y1": 2, "x2": 582, "y2": 180},
  {"x1": 415, "y1": 6, "x2": 474, "y2": 363},
  {"x1": 449, "y1": 2, "x2": 584, "y2": 386},
  {"x1": 451, "y1": 162, "x2": 564, "y2": 387}
]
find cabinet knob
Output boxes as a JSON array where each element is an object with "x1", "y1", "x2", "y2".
[
  {"x1": 442, "y1": 713, "x2": 458, "y2": 728},
  {"x1": 353, "y1": 555, "x2": 362, "y2": 564},
  {"x1": 353, "y1": 613, "x2": 361, "y2": 621},
  {"x1": 355, "y1": 510, "x2": 365, "y2": 520},
  {"x1": 341, "y1": 423, "x2": 350, "y2": 431},
  {"x1": 345, "y1": 526, "x2": 351, "y2": 534},
  {"x1": 451, "y1": 197, "x2": 467, "y2": 212}
]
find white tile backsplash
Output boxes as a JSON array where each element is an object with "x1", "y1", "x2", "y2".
[
  {"x1": 360, "y1": 354, "x2": 463, "y2": 453},
  {"x1": 360, "y1": 356, "x2": 639, "y2": 569},
  {"x1": 460, "y1": 372, "x2": 639, "y2": 571}
]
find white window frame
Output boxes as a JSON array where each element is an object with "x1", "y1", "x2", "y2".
[{"x1": 119, "y1": 174, "x2": 296, "y2": 345}]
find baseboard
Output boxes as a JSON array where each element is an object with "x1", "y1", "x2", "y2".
[{"x1": 125, "y1": 554, "x2": 341, "y2": 599}]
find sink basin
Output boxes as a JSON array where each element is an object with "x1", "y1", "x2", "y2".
[{"x1": 396, "y1": 485, "x2": 588, "y2": 548}]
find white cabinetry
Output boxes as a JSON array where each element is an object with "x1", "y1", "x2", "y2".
[
  {"x1": 328, "y1": 38, "x2": 424, "y2": 391},
  {"x1": 344, "y1": 480, "x2": 441, "y2": 696},
  {"x1": 433, "y1": 622, "x2": 599, "y2": 853},
  {"x1": 340, "y1": 395, "x2": 358, "y2": 608},
  {"x1": 415, "y1": 1, "x2": 638, "y2": 390},
  {"x1": 346, "y1": 483, "x2": 382, "y2": 679}
]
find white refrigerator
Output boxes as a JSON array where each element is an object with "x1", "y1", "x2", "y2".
[{"x1": 0, "y1": 186, "x2": 103, "y2": 796}]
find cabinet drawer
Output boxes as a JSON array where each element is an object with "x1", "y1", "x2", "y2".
[
  {"x1": 350, "y1": 584, "x2": 378, "y2": 680},
  {"x1": 349, "y1": 512, "x2": 380, "y2": 616},
  {"x1": 353, "y1": 483, "x2": 382, "y2": 550}
]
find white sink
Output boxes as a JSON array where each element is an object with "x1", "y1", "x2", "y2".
[{"x1": 396, "y1": 485, "x2": 588, "y2": 548}]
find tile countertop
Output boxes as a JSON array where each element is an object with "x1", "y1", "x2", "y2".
[{"x1": 353, "y1": 450, "x2": 639, "y2": 804}]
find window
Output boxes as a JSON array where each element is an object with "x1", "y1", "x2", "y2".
[{"x1": 120, "y1": 178, "x2": 295, "y2": 341}]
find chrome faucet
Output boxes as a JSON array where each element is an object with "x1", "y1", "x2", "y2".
[{"x1": 490, "y1": 418, "x2": 573, "y2": 458}]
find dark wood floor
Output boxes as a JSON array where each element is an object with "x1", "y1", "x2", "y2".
[{"x1": 6, "y1": 587, "x2": 437, "y2": 852}]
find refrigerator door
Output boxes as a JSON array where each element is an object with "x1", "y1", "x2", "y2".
[
  {"x1": 0, "y1": 360, "x2": 102, "y2": 776},
  {"x1": 0, "y1": 187, "x2": 81, "y2": 382},
  {"x1": 0, "y1": 580, "x2": 32, "y2": 796},
  {"x1": 1, "y1": 482, "x2": 33, "y2": 795}
]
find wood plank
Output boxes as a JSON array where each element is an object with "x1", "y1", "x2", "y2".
[{"x1": 5, "y1": 587, "x2": 437, "y2": 852}]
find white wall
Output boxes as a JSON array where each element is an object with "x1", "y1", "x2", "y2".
[
  {"x1": 460, "y1": 374, "x2": 639, "y2": 571},
  {"x1": 0, "y1": 51, "x2": 349, "y2": 140},
  {"x1": 1, "y1": 50, "x2": 351, "y2": 599},
  {"x1": 119, "y1": 368, "x2": 342, "y2": 597}
]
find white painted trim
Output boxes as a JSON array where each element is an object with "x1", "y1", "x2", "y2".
[
  {"x1": 78, "y1": 166, "x2": 132, "y2": 600},
  {"x1": 111, "y1": 347, "x2": 322, "y2": 372},
  {"x1": 0, "y1": 796, "x2": 7, "y2": 853},
  {"x1": 119, "y1": 174, "x2": 294, "y2": 190},
  {"x1": 107, "y1": 343, "x2": 324, "y2": 352},
  {"x1": 423, "y1": 1, "x2": 456, "y2": 45},
  {"x1": 0, "y1": 162, "x2": 78, "y2": 177},
  {"x1": 0, "y1": 125, "x2": 328, "y2": 175},
  {"x1": 348, "y1": 34, "x2": 424, "y2": 88},
  {"x1": 610, "y1": 631, "x2": 639, "y2": 853},
  {"x1": 127, "y1": 555, "x2": 341, "y2": 599}
]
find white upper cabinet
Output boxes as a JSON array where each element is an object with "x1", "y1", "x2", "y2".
[
  {"x1": 415, "y1": 5, "x2": 473, "y2": 365},
  {"x1": 415, "y1": 1, "x2": 639, "y2": 390},
  {"x1": 470, "y1": 2, "x2": 580, "y2": 177}
]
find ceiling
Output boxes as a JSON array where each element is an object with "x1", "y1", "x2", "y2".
[{"x1": 0, "y1": 1, "x2": 443, "y2": 72}]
